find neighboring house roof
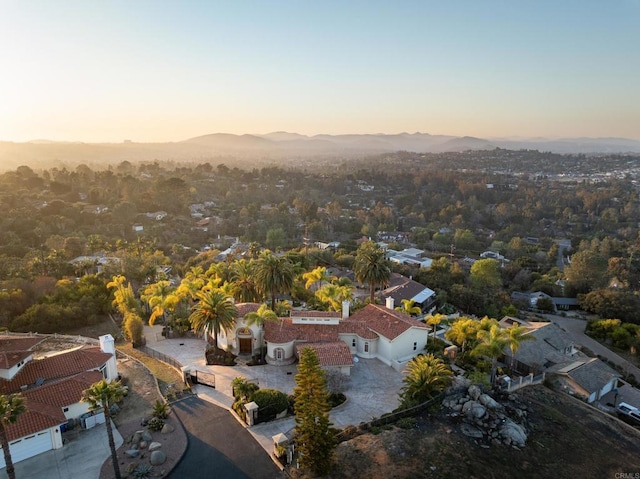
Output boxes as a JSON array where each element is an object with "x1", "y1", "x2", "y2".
[
  {"x1": 0, "y1": 336, "x2": 45, "y2": 352},
  {"x1": 557, "y1": 358, "x2": 620, "y2": 393},
  {"x1": 507, "y1": 322, "x2": 581, "y2": 370},
  {"x1": 348, "y1": 304, "x2": 428, "y2": 341},
  {"x1": 0, "y1": 351, "x2": 32, "y2": 370},
  {"x1": 22, "y1": 370, "x2": 103, "y2": 408},
  {"x1": 295, "y1": 342, "x2": 353, "y2": 367},
  {"x1": 0, "y1": 347, "x2": 112, "y2": 394},
  {"x1": 380, "y1": 274, "x2": 435, "y2": 306},
  {"x1": 236, "y1": 303, "x2": 262, "y2": 318},
  {"x1": 5, "y1": 400, "x2": 66, "y2": 442}
]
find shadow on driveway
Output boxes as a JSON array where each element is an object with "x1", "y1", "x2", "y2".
[{"x1": 169, "y1": 396, "x2": 282, "y2": 479}]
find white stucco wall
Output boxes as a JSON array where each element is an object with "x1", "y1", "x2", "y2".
[
  {"x1": 267, "y1": 341, "x2": 295, "y2": 361},
  {"x1": 0, "y1": 354, "x2": 32, "y2": 380},
  {"x1": 387, "y1": 327, "x2": 429, "y2": 361},
  {"x1": 63, "y1": 401, "x2": 91, "y2": 421}
]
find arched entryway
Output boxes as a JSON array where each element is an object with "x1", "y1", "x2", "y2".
[{"x1": 236, "y1": 327, "x2": 253, "y2": 355}]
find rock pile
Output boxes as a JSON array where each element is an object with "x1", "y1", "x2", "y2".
[
  {"x1": 443, "y1": 385, "x2": 528, "y2": 448},
  {"x1": 123, "y1": 427, "x2": 168, "y2": 476}
]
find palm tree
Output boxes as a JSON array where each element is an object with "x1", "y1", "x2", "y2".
[
  {"x1": 354, "y1": 241, "x2": 391, "y2": 303},
  {"x1": 230, "y1": 260, "x2": 261, "y2": 303},
  {"x1": 254, "y1": 251, "x2": 295, "y2": 310},
  {"x1": 505, "y1": 324, "x2": 536, "y2": 372},
  {"x1": 244, "y1": 304, "x2": 278, "y2": 362},
  {"x1": 107, "y1": 275, "x2": 141, "y2": 317},
  {"x1": 395, "y1": 299, "x2": 422, "y2": 317},
  {"x1": 315, "y1": 283, "x2": 353, "y2": 312},
  {"x1": 0, "y1": 394, "x2": 26, "y2": 479},
  {"x1": 176, "y1": 266, "x2": 206, "y2": 302},
  {"x1": 426, "y1": 314, "x2": 446, "y2": 341},
  {"x1": 141, "y1": 280, "x2": 180, "y2": 326},
  {"x1": 189, "y1": 288, "x2": 238, "y2": 350},
  {"x1": 82, "y1": 380, "x2": 126, "y2": 479},
  {"x1": 445, "y1": 317, "x2": 478, "y2": 355},
  {"x1": 399, "y1": 354, "x2": 453, "y2": 408},
  {"x1": 472, "y1": 324, "x2": 508, "y2": 386},
  {"x1": 302, "y1": 266, "x2": 332, "y2": 292}
]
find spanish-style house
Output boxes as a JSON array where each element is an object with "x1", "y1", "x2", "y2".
[
  {"x1": 261, "y1": 298, "x2": 429, "y2": 373},
  {"x1": 0, "y1": 334, "x2": 117, "y2": 468}
]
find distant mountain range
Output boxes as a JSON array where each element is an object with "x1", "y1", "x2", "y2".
[{"x1": 1, "y1": 132, "x2": 639, "y2": 171}]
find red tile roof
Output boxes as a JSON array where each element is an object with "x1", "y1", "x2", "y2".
[
  {"x1": 295, "y1": 342, "x2": 353, "y2": 367},
  {"x1": 236, "y1": 303, "x2": 262, "y2": 318},
  {"x1": 348, "y1": 304, "x2": 428, "y2": 340},
  {"x1": 264, "y1": 319, "x2": 340, "y2": 344},
  {"x1": 23, "y1": 370, "x2": 103, "y2": 408},
  {"x1": 338, "y1": 318, "x2": 378, "y2": 339},
  {"x1": 0, "y1": 347, "x2": 112, "y2": 394},
  {"x1": 5, "y1": 399, "x2": 66, "y2": 441},
  {"x1": 0, "y1": 351, "x2": 32, "y2": 370},
  {"x1": 291, "y1": 311, "x2": 341, "y2": 319},
  {"x1": 0, "y1": 336, "x2": 45, "y2": 352}
]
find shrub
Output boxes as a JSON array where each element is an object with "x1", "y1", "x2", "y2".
[
  {"x1": 328, "y1": 392, "x2": 346, "y2": 408},
  {"x1": 147, "y1": 417, "x2": 165, "y2": 432},
  {"x1": 396, "y1": 417, "x2": 417, "y2": 429},
  {"x1": 152, "y1": 400, "x2": 169, "y2": 419},
  {"x1": 231, "y1": 377, "x2": 259, "y2": 401},
  {"x1": 250, "y1": 389, "x2": 289, "y2": 419}
]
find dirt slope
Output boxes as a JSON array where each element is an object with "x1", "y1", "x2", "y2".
[{"x1": 296, "y1": 386, "x2": 640, "y2": 479}]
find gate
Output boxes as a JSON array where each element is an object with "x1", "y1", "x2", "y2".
[{"x1": 190, "y1": 370, "x2": 216, "y2": 388}]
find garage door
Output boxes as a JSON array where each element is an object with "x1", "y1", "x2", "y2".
[{"x1": 0, "y1": 430, "x2": 52, "y2": 469}]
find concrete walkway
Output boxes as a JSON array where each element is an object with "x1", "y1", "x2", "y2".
[
  {"x1": 142, "y1": 325, "x2": 404, "y2": 455},
  {"x1": 547, "y1": 314, "x2": 640, "y2": 382},
  {"x1": 0, "y1": 421, "x2": 123, "y2": 479}
]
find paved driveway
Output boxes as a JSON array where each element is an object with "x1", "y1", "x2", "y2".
[{"x1": 169, "y1": 396, "x2": 282, "y2": 479}]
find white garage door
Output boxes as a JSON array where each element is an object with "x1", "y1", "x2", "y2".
[
  {"x1": 0, "y1": 430, "x2": 52, "y2": 469},
  {"x1": 599, "y1": 380, "x2": 615, "y2": 398}
]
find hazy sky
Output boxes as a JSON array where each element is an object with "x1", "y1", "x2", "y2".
[{"x1": 1, "y1": 1, "x2": 639, "y2": 142}]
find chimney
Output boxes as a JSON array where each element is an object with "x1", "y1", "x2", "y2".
[
  {"x1": 99, "y1": 334, "x2": 115, "y2": 355},
  {"x1": 342, "y1": 300, "x2": 350, "y2": 319},
  {"x1": 385, "y1": 297, "x2": 394, "y2": 310}
]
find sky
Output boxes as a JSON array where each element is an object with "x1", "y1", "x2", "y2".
[{"x1": 1, "y1": 1, "x2": 639, "y2": 143}]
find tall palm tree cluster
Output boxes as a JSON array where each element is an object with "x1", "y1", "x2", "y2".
[{"x1": 445, "y1": 317, "x2": 535, "y2": 385}]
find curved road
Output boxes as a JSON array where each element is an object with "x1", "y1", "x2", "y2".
[
  {"x1": 169, "y1": 396, "x2": 282, "y2": 479},
  {"x1": 548, "y1": 314, "x2": 640, "y2": 382}
]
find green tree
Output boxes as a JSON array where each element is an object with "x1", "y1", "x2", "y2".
[
  {"x1": 470, "y1": 259, "x2": 502, "y2": 291},
  {"x1": 244, "y1": 304, "x2": 278, "y2": 362},
  {"x1": 141, "y1": 280, "x2": 179, "y2": 326},
  {"x1": 82, "y1": 380, "x2": 126, "y2": 479},
  {"x1": 445, "y1": 317, "x2": 479, "y2": 355},
  {"x1": 293, "y1": 347, "x2": 336, "y2": 475},
  {"x1": 254, "y1": 251, "x2": 295, "y2": 310},
  {"x1": 315, "y1": 284, "x2": 353, "y2": 312},
  {"x1": 354, "y1": 241, "x2": 391, "y2": 303},
  {"x1": 302, "y1": 266, "x2": 332, "y2": 292},
  {"x1": 472, "y1": 323, "x2": 508, "y2": 386},
  {"x1": 399, "y1": 354, "x2": 452, "y2": 408},
  {"x1": 0, "y1": 393, "x2": 26, "y2": 479},
  {"x1": 230, "y1": 260, "x2": 261, "y2": 303},
  {"x1": 189, "y1": 288, "x2": 238, "y2": 351},
  {"x1": 395, "y1": 299, "x2": 422, "y2": 317}
]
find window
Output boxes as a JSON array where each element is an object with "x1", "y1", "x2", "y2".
[
  {"x1": 275, "y1": 348, "x2": 284, "y2": 360},
  {"x1": 352, "y1": 339, "x2": 356, "y2": 348},
  {"x1": 99, "y1": 364, "x2": 107, "y2": 379},
  {"x1": 364, "y1": 342, "x2": 369, "y2": 353},
  {"x1": 413, "y1": 342, "x2": 417, "y2": 351}
]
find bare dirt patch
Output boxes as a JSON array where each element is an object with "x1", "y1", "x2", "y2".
[{"x1": 292, "y1": 385, "x2": 640, "y2": 479}]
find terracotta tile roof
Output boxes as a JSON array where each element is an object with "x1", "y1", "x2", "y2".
[
  {"x1": 291, "y1": 311, "x2": 341, "y2": 319},
  {"x1": 0, "y1": 336, "x2": 45, "y2": 352},
  {"x1": 348, "y1": 304, "x2": 428, "y2": 340},
  {"x1": 0, "y1": 347, "x2": 112, "y2": 394},
  {"x1": 0, "y1": 351, "x2": 32, "y2": 370},
  {"x1": 236, "y1": 303, "x2": 262, "y2": 318},
  {"x1": 338, "y1": 319, "x2": 378, "y2": 339},
  {"x1": 264, "y1": 319, "x2": 340, "y2": 344},
  {"x1": 23, "y1": 370, "x2": 103, "y2": 407},
  {"x1": 5, "y1": 399, "x2": 66, "y2": 441},
  {"x1": 295, "y1": 342, "x2": 353, "y2": 368}
]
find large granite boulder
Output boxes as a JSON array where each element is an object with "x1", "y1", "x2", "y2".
[
  {"x1": 149, "y1": 442, "x2": 162, "y2": 451},
  {"x1": 500, "y1": 419, "x2": 527, "y2": 447},
  {"x1": 150, "y1": 450, "x2": 167, "y2": 466}
]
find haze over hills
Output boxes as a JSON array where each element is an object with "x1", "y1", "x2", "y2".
[{"x1": 1, "y1": 132, "x2": 639, "y2": 172}]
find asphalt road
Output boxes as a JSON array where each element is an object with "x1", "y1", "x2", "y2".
[{"x1": 169, "y1": 396, "x2": 282, "y2": 479}]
